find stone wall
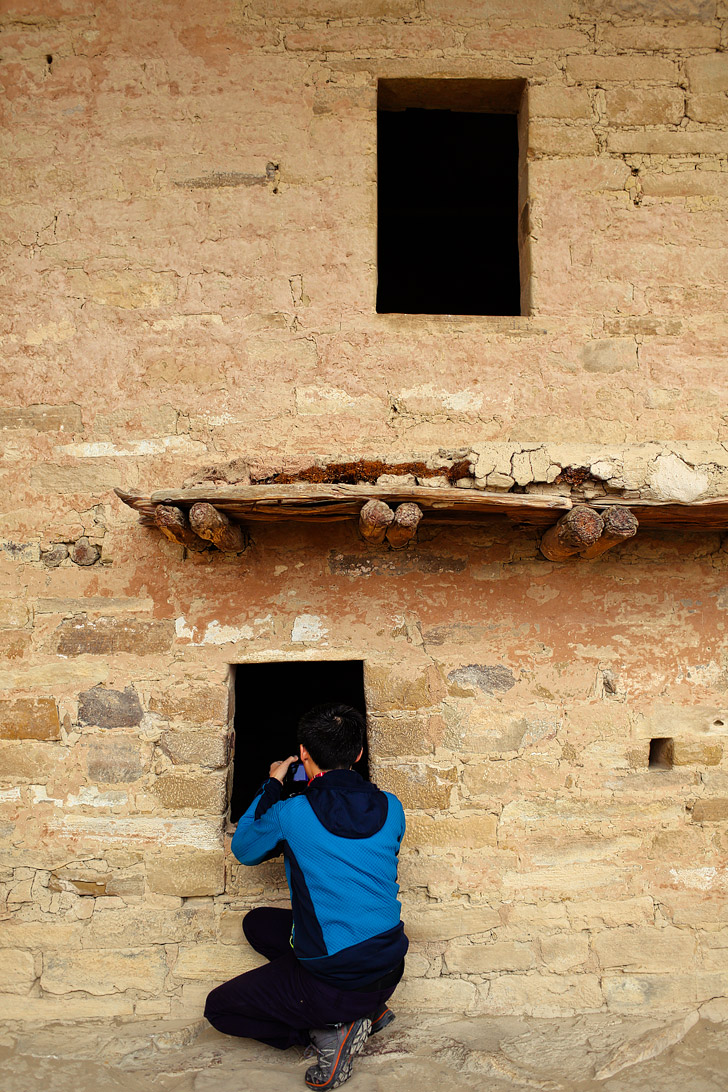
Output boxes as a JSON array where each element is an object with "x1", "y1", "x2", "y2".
[{"x1": 1, "y1": 0, "x2": 728, "y2": 1021}]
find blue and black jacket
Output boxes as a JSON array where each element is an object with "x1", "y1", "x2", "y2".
[{"x1": 231, "y1": 769, "x2": 408, "y2": 989}]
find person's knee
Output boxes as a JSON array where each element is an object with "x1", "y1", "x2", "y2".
[
  {"x1": 204, "y1": 983, "x2": 224, "y2": 1028},
  {"x1": 242, "y1": 906, "x2": 267, "y2": 947}
]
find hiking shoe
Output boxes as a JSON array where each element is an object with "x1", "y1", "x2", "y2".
[
  {"x1": 304, "y1": 1016, "x2": 371, "y2": 1090},
  {"x1": 369, "y1": 1005, "x2": 395, "y2": 1035}
]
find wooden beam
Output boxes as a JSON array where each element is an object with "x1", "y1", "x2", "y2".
[
  {"x1": 579, "y1": 505, "x2": 639, "y2": 559},
  {"x1": 540, "y1": 505, "x2": 604, "y2": 561},
  {"x1": 386, "y1": 503, "x2": 423, "y2": 549},
  {"x1": 359, "y1": 499, "x2": 395, "y2": 544},
  {"x1": 154, "y1": 505, "x2": 209, "y2": 552},
  {"x1": 189, "y1": 502, "x2": 249, "y2": 553}
]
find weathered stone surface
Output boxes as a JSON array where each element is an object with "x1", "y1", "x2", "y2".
[
  {"x1": 447, "y1": 664, "x2": 516, "y2": 695},
  {"x1": 0, "y1": 698, "x2": 61, "y2": 740},
  {"x1": 593, "y1": 927, "x2": 696, "y2": 972},
  {"x1": 0, "y1": 950, "x2": 36, "y2": 993},
  {"x1": 149, "y1": 685, "x2": 231, "y2": 726},
  {"x1": 173, "y1": 944, "x2": 264, "y2": 981},
  {"x1": 85, "y1": 735, "x2": 146, "y2": 783},
  {"x1": 364, "y1": 664, "x2": 443, "y2": 711},
  {"x1": 376, "y1": 763, "x2": 456, "y2": 809},
  {"x1": 368, "y1": 713, "x2": 442, "y2": 757},
  {"x1": 146, "y1": 849, "x2": 225, "y2": 897},
  {"x1": 78, "y1": 687, "x2": 143, "y2": 728},
  {"x1": 0, "y1": 740, "x2": 67, "y2": 781},
  {"x1": 69, "y1": 537, "x2": 101, "y2": 566},
  {"x1": 445, "y1": 940, "x2": 534, "y2": 974},
  {"x1": 57, "y1": 616, "x2": 174, "y2": 656},
  {"x1": 692, "y1": 799, "x2": 728, "y2": 822},
  {"x1": 404, "y1": 905, "x2": 500, "y2": 942},
  {"x1": 672, "y1": 740, "x2": 723, "y2": 766},
  {"x1": 406, "y1": 813, "x2": 498, "y2": 849},
  {"x1": 485, "y1": 973, "x2": 603, "y2": 1017},
  {"x1": 151, "y1": 772, "x2": 228, "y2": 812},
  {"x1": 41, "y1": 947, "x2": 167, "y2": 995},
  {"x1": 0, "y1": 405, "x2": 82, "y2": 432},
  {"x1": 158, "y1": 729, "x2": 231, "y2": 768}
]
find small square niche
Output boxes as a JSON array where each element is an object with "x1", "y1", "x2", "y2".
[
  {"x1": 649, "y1": 737, "x2": 674, "y2": 770},
  {"x1": 229, "y1": 660, "x2": 368, "y2": 823}
]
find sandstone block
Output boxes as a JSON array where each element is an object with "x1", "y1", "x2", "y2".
[
  {"x1": 603, "y1": 973, "x2": 699, "y2": 1013},
  {"x1": 0, "y1": 950, "x2": 36, "y2": 993},
  {"x1": 580, "y1": 340, "x2": 638, "y2": 374},
  {"x1": 593, "y1": 926, "x2": 695, "y2": 972},
  {"x1": 566, "y1": 55, "x2": 678, "y2": 83},
  {"x1": 375, "y1": 763, "x2": 456, "y2": 809},
  {"x1": 447, "y1": 663, "x2": 517, "y2": 697},
  {"x1": 151, "y1": 772, "x2": 228, "y2": 812},
  {"x1": 605, "y1": 87, "x2": 684, "y2": 126},
  {"x1": 29, "y1": 463, "x2": 120, "y2": 495},
  {"x1": 692, "y1": 799, "x2": 728, "y2": 822},
  {"x1": 0, "y1": 599, "x2": 30, "y2": 627},
  {"x1": 687, "y1": 93, "x2": 728, "y2": 125},
  {"x1": 0, "y1": 698, "x2": 61, "y2": 740},
  {"x1": 528, "y1": 85, "x2": 592, "y2": 120},
  {"x1": 146, "y1": 849, "x2": 225, "y2": 897},
  {"x1": 78, "y1": 686, "x2": 143, "y2": 728},
  {"x1": 398, "y1": 975, "x2": 477, "y2": 1013},
  {"x1": 149, "y1": 684, "x2": 231, "y2": 726},
  {"x1": 445, "y1": 940, "x2": 534, "y2": 974},
  {"x1": 366, "y1": 713, "x2": 440, "y2": 757},
  {"x1": 485, "y1": 972, "x2": 602, "y2": 1016},
  {"x1": 0, "y1": 740, "x2": 67, "y2": 781},
  {"x1": 0, "y1": 404, "x2": 82, "y2": 432},
  {"x1": 85, "y1": 735, "x2": 146, "y2": 783},
  {"x1": 565, "y1": 897, "x2": 655, "y2": 929},
  {"x1": 159, "y1": 729, "x2": 231, "y2": 769},
  {"x1": 0, "y1": 922, "x2": 82, "y2": 949},
  {"x1": 56, "y1": 616, "x2": 174, "y2": 656},
  {"x1": 405, "y1": 813, "x2": 497, "y2": 849},
  {"x1": 540, "y1": 932, "x2": 589, "y2": 972},
  {"x1": 404, "y1": 905, "x2": 500, "y2": 942},
  {"x1": 173, "y1": 943, "x2": 264, "y2": 981},
  {"x1": 672, "y1": 740, "x2": 723, "y2": 766},
  {"x1": 528, "y1": 121, "x2": 598, "y2": 157},
  {"x1": 686, "y1": 53, "x2": 728, "y2": 95},
  {"x1": 41, "y1": 946, "x2": 167, "y2": 995},
  {"x1": 608, "y1": 130, "x2": 727, "y2": 154},
  {"x1": 364, "y1": 663, "x2": 442, "y2": 711}
]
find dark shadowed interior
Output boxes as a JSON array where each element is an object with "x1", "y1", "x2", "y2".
[
  {"x1": 377, "y1": 108, "x2": 520, "y2": 316},
  {"x1": 231, "y1": 660, "x2": 369, "y2": 822}
]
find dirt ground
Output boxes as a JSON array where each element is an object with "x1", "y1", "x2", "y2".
[{"x1": 2, "y1": 1004, "x2": 727, "y2": 1092}]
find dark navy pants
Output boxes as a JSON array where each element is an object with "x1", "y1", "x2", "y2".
[{"x1": 204, "y1": 907, "x2": 401, "y2": 1050}]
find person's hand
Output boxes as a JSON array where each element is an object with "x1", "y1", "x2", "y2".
[{"x1": 269, "y1": 756, "x2": 298, "y2": 783}]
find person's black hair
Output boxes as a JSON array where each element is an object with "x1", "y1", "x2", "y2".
[{"x1": 297, "y1": 703, "x2": 365, "y2": 770}]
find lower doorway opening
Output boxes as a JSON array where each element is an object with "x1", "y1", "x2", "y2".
[{"x1": 230, "y1": 660, "x2": 368, "y2": 823}]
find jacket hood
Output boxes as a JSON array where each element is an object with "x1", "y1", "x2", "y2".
[{"x1": 305, "y1": 769, "x2": 388, "y2": 839}]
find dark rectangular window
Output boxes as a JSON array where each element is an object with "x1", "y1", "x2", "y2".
[
  {"x1": 230, "y1": 660, "x2": 369, "y2": 822},
  {"x1": 377, "y1": 78, "x2": 524, "y2": 317}
]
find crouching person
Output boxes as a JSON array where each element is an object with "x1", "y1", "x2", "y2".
[{"x1": 205, "y1": 703, "x2": 408, "y2": 1090}]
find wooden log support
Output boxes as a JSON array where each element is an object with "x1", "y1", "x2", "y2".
[
  {"x1": 154, "y1": 505, "x2": 209, "y2": 552},
  {"x1": 579, "y1": 505, "x2": 639, "y2": 559},
  {"x1": 189, "y1": 502, "x2": 249, "y2": 553},
  {"x1": 539, "y1": 504, "x2": 604, "y2": 561},
  {"x1": 359, "y1": 499, "x2": 395, "y2": 544},
  {"x1": 385, "y1": 502, "x2": 423, "y2": 549}
]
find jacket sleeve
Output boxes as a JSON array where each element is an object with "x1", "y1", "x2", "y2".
[{"x1": 231, "y1": 778, "x2": 285, "y2": 866}]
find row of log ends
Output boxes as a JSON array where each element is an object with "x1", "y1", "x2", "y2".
[
  {"x1": 155, "y1": 502, "x2": 249, "y2": 554},
  {"x1": 359, "y1": 499, "x2": 423, "y2": 549},
  {"x1": 539, "y1": 504, "x2": 639, "y2": 561}
]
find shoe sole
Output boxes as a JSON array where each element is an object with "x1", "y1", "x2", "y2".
[{"x1": 305, "y1": 1019, "x2": 371, "y2": 1090}]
